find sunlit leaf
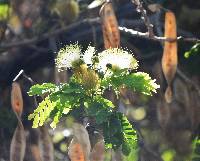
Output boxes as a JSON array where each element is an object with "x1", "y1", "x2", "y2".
[
  {"x1": 184, "y1": 43, "x2": 200, "y2": 59},
  {"x1": 28, "y1": 83, "x2": 56, "y2": 96}
]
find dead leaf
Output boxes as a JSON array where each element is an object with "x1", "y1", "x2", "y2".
[
  {"x1": 11, "y1": 82, "x2": 23, "y2": 116},
  {"x1": 161, "y1": 11, "x2": 177, "y2": 103},
  {"x1": 100, "y1": 2, "x2": 120, "y2": 49}
]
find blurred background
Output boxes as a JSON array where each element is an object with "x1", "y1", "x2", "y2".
[{"x1": 0, "y1": 0, "x2": 200, "y2": 161}]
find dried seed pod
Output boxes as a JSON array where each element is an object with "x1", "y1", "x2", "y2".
[
  {"x1": 90, "y1": 139, "x2": 105, "y2": 161},
  {"x1": 68, "y1": 123, "x2": 91, "y2": 161},
  {"x1": 39, "y1": 126, "x2": 54, "y2": 161},
  {"x1": 10, "y1": 121, "x2": 26, "y2": 161},
  {"x1": 10, "y1": 82, "x2": 26, "y2": 161},
  {"x1": 25, "y1": 129, "x2": 42, "y2": 161},
  {"x1": 68, "y1": 139, "x2": 85, "y2": 161},
  {"x1": 11, "y1": 82, "x2": 23, "y2": 116},
  {"x1": 161, "y1": 11, "x2": 177, "y2": 103},
  {"x1": 100, "y1": 2, "x2": 120, "y2": 49},
  {"x1": 31, "y1": 145, "x2": 43, "y2": 161}
]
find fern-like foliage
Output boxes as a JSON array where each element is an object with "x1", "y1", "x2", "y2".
[
  {"x1": 28, "y1": 44, "x2": 159, "y2": 155},
  {"x1": 101, "y1": 112, "x2": 137, "y2": 154},
  {"x1": 28, "y1": 82, "x2": 87, "y2": 128},
  {"x1": 102, "y1": 70, "x2": 159, "y2": 95}
]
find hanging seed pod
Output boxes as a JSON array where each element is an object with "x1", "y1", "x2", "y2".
[
  {"x1": 11, "y1": 82, "x2": 23, "y2": 117},
  {"x1": 10, "y1": 82, "x2": 26, "y2": 161},
  {"x1": 90, "y1": 139, "x2": 105, "y2": 161},
  {"x1": 68, "y1": 138, "x2": 85, "y2": 161},
  {"x1": 100, "y1": 1, "x2": 120, "y2": 49},
  {"x1": 25, "y1": 128, "x2": 42, "y2": 161},
  {"x1": 10, "y1": 122, "x2": 26, "y2": 161},
  {"x1": 68, "y1": 123, "x2": 91, "y2": 161},
  {"x1": 161, "y1": 11, "x2": 177, "y2": 103},
  {"x1": 30, "y1": 144, "x2": 43, "y2": 161},
  {"x1": 39, "y1": 126, "x2": 54, "y2": 161}
]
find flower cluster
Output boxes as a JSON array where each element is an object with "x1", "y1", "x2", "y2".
[
  {"x1": 55, "y1": 44, "x2": 95, "y2": 71},
  {"x1": 55, "y1": 44, "x2": 81, "y2": 71},
  {"x1": 55, "y1": 44, "x2": 138, "y2": 76},
  {"x1": 97, "y1": 48, "x2": 138, "y2": 73}
]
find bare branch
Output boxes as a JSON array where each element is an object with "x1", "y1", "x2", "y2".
[
  {"x1": 131, "y1": 0, "x2": 154, "y2": 37},
  {"x1": 119, "y1": 26, "x2": 200, "y2": 42},
  {"x1": 0, "y1": 18, "x2": 100, "y2": 50}
]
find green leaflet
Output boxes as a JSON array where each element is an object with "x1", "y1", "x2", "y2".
[
  {"x1": 102, "y1": 112, "x2": 137, "y2": 156},
  {"x1": 28, "y1": 82, "x2": 85, "y2": 128},
  {"x1": 28, "y1": 83, "x2": 57, "y2": 96},
  {"x1": 28, "y1": 96, "x2": 56, "y2": 128},
  {"x1": 184, "y1": 43, "x2": 200, "y2": 59},
  {"x1": 87, "y1": 96, "x2": 114, "y2": 124},
  {"x1": 103, "y1": 71, "x2": 159, "y2": 95}
]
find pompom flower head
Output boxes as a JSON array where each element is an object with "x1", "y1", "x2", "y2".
[
  {"x1": 97, "y1": 48, "x2": 138, "y2": 74},
  {"x1": 82, "y1": 46, "x2": 95, "y2": 65},
  {"x1": 55, "y1": 44, "x2": 81, "y2": 71}
]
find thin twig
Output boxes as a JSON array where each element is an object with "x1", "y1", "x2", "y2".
[
  {"x1": 0, "y1": 18, "x2": 100, "y2": 49},
  {"x1": 13, "y1": 69, "x2": 38, "y2": 107},
  {"x1": 1, "y1": 17, "x2": 199, "y2": 50},
  {"x1": 13, "y1": 70, "x2": 24, "y2": 82},
  {"x1": 132, "y1": 0, "x2": 154, "y2": 37},
  {"x1": 119, "y1": 26, "x2": 200, "y2": 42}
]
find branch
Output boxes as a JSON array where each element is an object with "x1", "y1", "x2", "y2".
[
  {"x1": 13, "y1": 69, "x2": 38, "y2": 107},
  {"x1": 119, "y1": 26, "x2": 200, "y2": 42},
  {"x1": 131, "y1": 0, "x2": 154, "y2": 37},
  {"x1": 0, "y1": 18, "x2": 100, "y2": 49}
]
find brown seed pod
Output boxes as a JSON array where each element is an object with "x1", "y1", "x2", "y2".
[
  {"x1": 11, "y1": 82, "x2": 23, "y2": 116},
  {"x1": 10, "y1": 122, "x2": 26, "y2": 161},
  {"x1": 90, "y1": 139, "x2": 105, "y2": 161},
  {"x1": 68, "y1": 139, "x2": 85, "y2": 161},
  {"x1": 161, "y1": 11, "x2": 177, "y2": 103},
  {"x1": 31, "y1": 144, "x2": 43, "y2": 161},
  {"x1": 39, "y1": 126, "x2": 54, "y2": 161},
  {"x1": 68, "y1": 123, "x2": 91, "y2": 161},
  {"x1": 100, "y1": 2, "x2": 120, "y2": 49}
]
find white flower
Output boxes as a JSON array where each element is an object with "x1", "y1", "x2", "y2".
[
  {"x1": 82, "y1": 46, "x2": 95, "y2": 65},
  {"x1": 55, "y1": 44, "x2": 81, "y2": 71},
  {"x1": 97, "y1": 48, "x2": 138, "y2": 73}
]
